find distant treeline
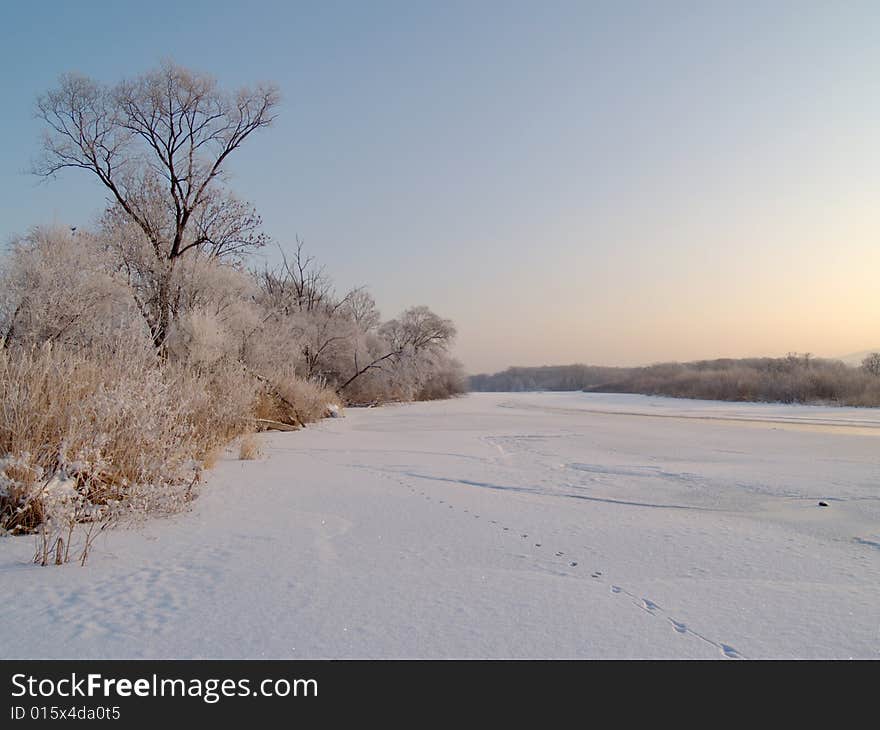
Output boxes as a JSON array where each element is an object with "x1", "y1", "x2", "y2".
[
  {"x1": 470, "y1": 354, "x2": 880, "y2": 407},
  {"x1": 469, "y1": 365, "x2": 625, "y2": 392}
]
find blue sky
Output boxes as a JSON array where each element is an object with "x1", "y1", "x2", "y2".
[{"x1": 2, "y1": 1, "x2": 878, "y2": 371}]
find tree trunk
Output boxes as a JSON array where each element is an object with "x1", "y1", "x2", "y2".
[{"x1": 151, "y1": 260, "x2": 176, "y2": 354}]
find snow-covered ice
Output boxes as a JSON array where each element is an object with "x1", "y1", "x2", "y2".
[{"x1": 2, "y1": 392, "x2": 879, "y2": 659}]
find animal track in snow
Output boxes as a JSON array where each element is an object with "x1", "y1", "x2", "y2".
[
  {"x1": 606, "y1": 584, "x2": 745, "y2": 659},
  {"x1": 391, "y1": 465, "x2": 746, "y2": 660}
]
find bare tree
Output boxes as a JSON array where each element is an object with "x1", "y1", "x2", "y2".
[
  {"x1": 343, "y1": 288, "x2": 381, "y2": 331},
  {"x1": 256, "y1": 239, "x2": 339, "y2": 316},
  {"x1": 35, "y1": 62, "x2": 279, "y2": 348},
  {"x1": 255, "y1": 241, "x2": 374, "y2": 380}
]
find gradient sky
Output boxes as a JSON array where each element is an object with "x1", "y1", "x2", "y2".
[{"x1": 1, "y1": 1, "x2": 878, "y2": 373}]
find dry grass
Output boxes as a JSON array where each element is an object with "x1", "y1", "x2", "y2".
[
  {"x1": 277, "y1": 376, "x2": 343, "y2": 422},
  {"x1": 238, "y1": 433, "x2": 262, "y2": 460},
  {"x1": 253, "y1": 367, "x2": 342, "y2": 427},
  {"x1": 201, "y1": 447, "x2": 223, "y2": 470},
  {"x1": 0, "y1": 339, "x2": 346, "y2": 551},
  {"x1": 0, "y1": 341, "x2": 258, "y2": 538}
]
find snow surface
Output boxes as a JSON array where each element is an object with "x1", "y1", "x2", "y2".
[{"x1": 2, "y1": 392, "x2": 879, "y2": 659}]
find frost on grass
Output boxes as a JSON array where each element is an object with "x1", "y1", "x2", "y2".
[
  {"x1": 238, "y1": 434, "x2": 262, "y2": 461},
  {"x1": 0, "y1": 342, "x2": 214, "y2": 564}
]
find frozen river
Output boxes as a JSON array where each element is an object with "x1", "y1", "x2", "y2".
[{"x1": 3, "y1": 392, "x2": 879, "y2": 658}]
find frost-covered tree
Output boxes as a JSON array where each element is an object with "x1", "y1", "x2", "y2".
[
  {"x1": 0, "y1": 226, "x2": 141, "y2": 350},
  {"x1": 35, "y1": 62, "x2": 278, "y2": 349},
  {"x1": 338, "y1": 306, "x2": 456, "y2": 395},
  {"x1": 251, "y1": 243, "x2": 460, "y2": 401},
  {"x1": 254, "y1": 242, "x2": 368, "y2": 380},
  {"x1": 163, "y1": 255, "x2": 261, "y2": 368},
  {"x1": 861, "y1": 352, "x2": 880, "y2": 376}
]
